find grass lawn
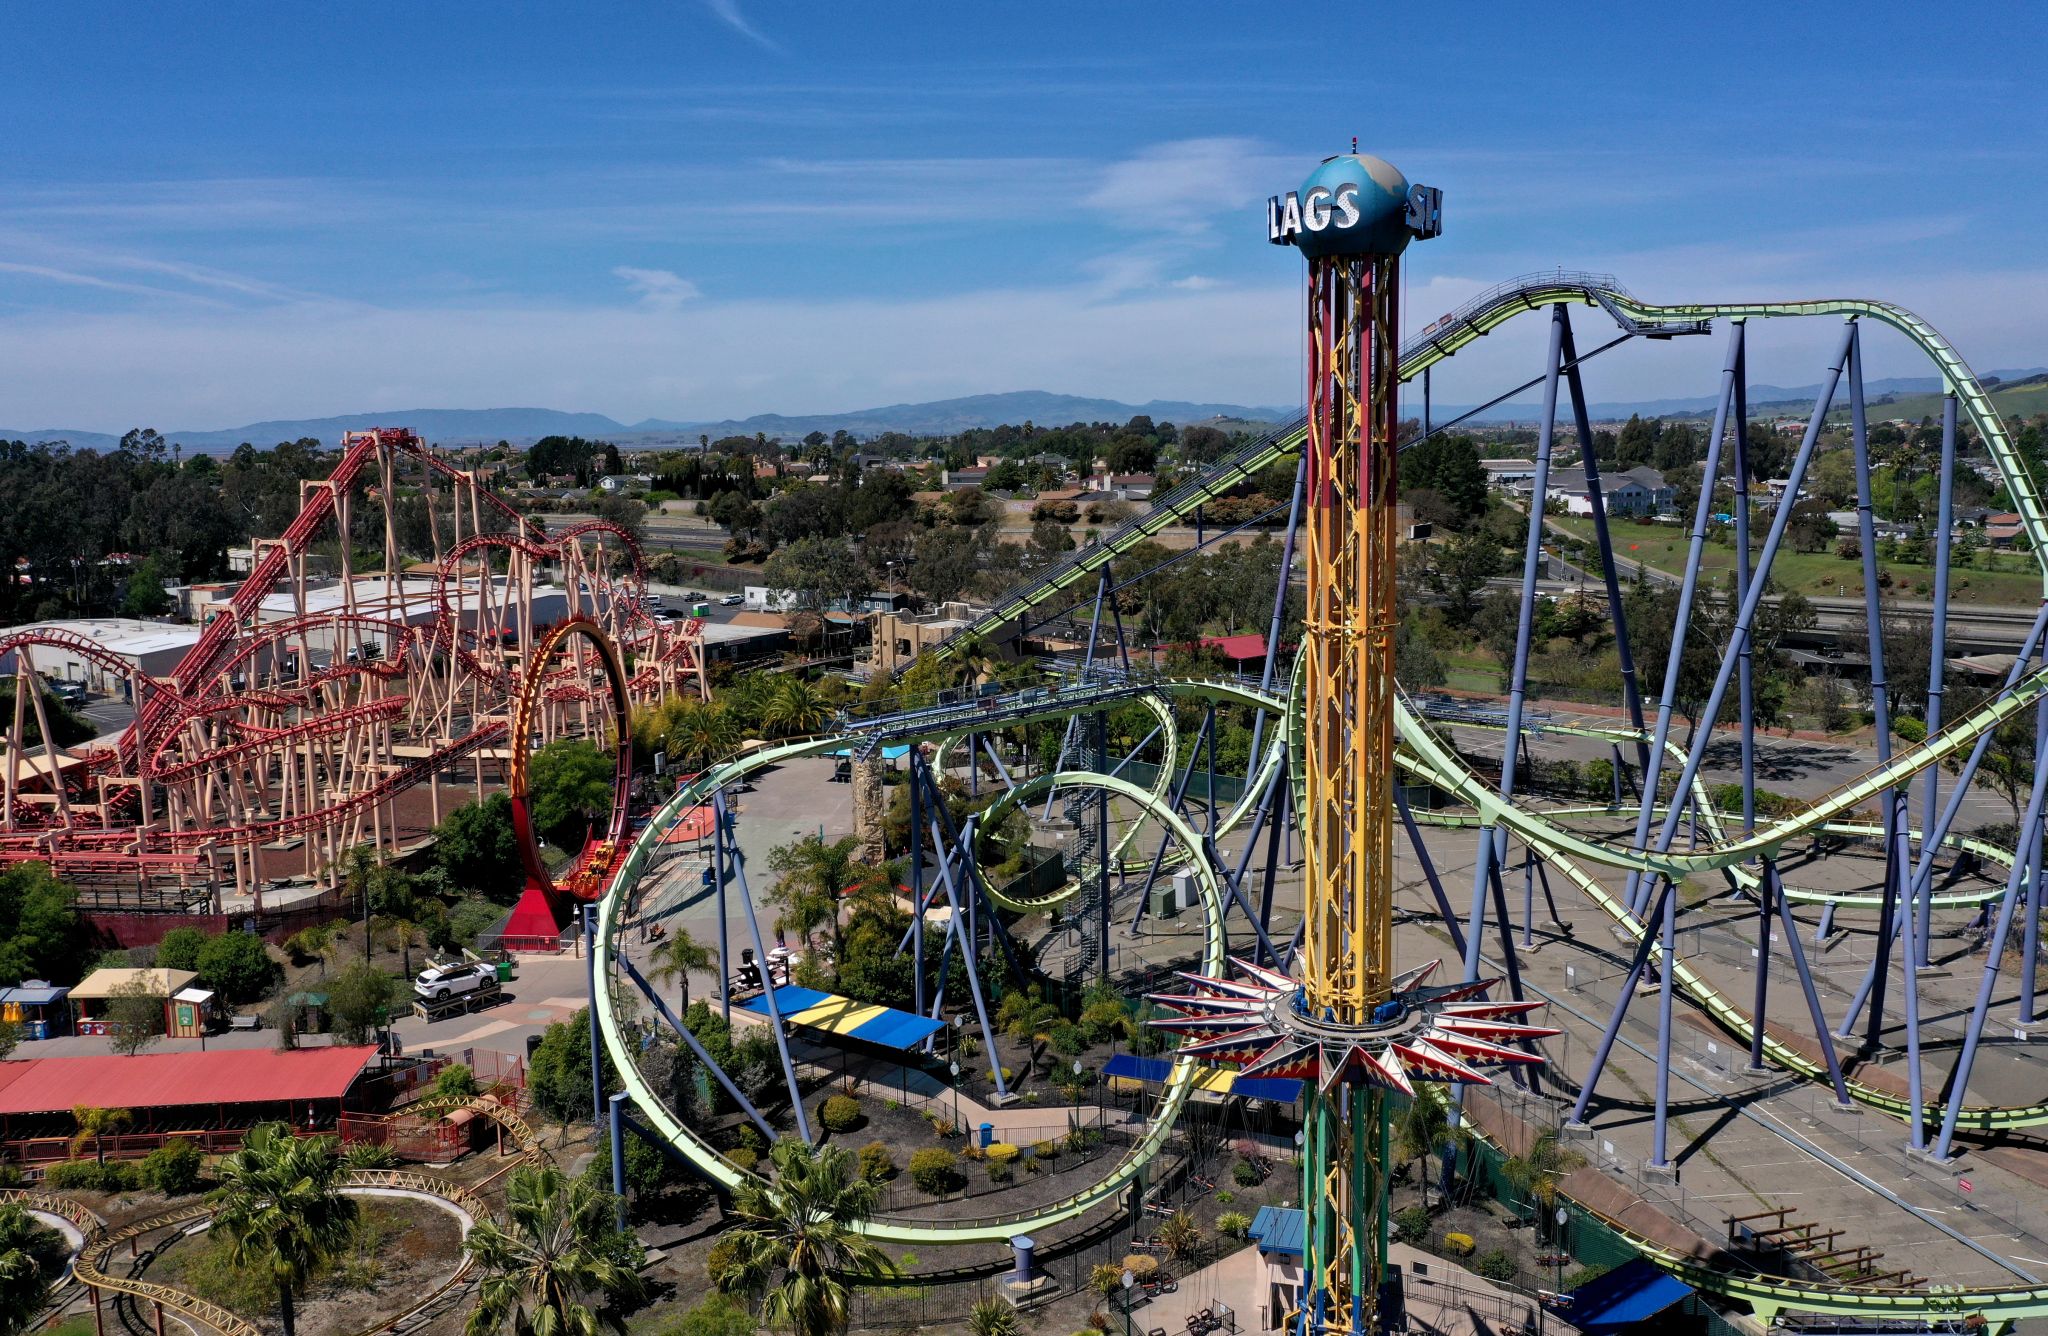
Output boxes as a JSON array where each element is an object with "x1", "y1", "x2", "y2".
[{"x1": 1547, "y1": 516, "x2": 2047, "y2": 606}]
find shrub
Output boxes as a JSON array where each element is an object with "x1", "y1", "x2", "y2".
[
  {"x1": 433, "y1": 1063, "x2": 479, "y2": 1101},
  {"x1": 342, "y1": 1142, "x2": 397, "y2": 1170},
  {"x1": 1089, "y1": 1262, "x2": 1124, "y2": 1297},
  {"x1": 1443, "y1": 1231, "x2": 1475, "y2": 1256},
  {"x1": 736, "y1": 1123, "x2": 767, "y2": 1154},
  {"x1": 1393, "y1": 1205, "x2": 1431, "y2": 1244},
  {"x1": 657, "y1": 1293, "x2": 754, "y2": 1336},
  {"x1": 1231, "y1": 1158, "x2": 1261, "y2": 1186},
  {"x1": 985, "y1": 1067, "x2": 1014, "y2": 1084},
  {"x1": 141, "y1": 1139, "x2": 205, "y2": 1195},
  {"x1": 1048, "y1": 1023, "x2": 1087, "y2": 1058},
  {"x1": 908, "y1": 1148, "x2": 959, "y2": 1195},
  {"x1": 819, "y1": 1094, "x2": 863, "y2": 1133},
  {"x1": 968, "y1": 1297, "x2": 1021, "y2": 1336},
  {"x1": 985, "y1": 1142, "x2": 1020, "y2": 1165},
  {"x1": 194, "y1": 930, "x2": 279, "y2": 1003},
  {"x1": 987, "y1": 1161, "x2": 1012, "y2": 1184},
  {"x1": 1474, "y1": 1248, "x2": 1519, "y2": 1283},
  {"x1": 726, "y1": 1146, "x2": 759, "y2": 1174},
  {"x1": 1079, "y1": 999, "x2": 1126, "y2": 1043},
  {"x1": 44, "y1": 1160, "x2": 141, "y2": 1192},
  {"x1": 1031, "y1": 1139, "x2": 1057, "y2": 1161},
  {"x1": 857, "y1": 1143, "x2": 896, "y2": 1182},
  {"x1": 1215, "y1": 1190, "x2": 1233, "y2": 1205},
  {"x1": 705, "y1": 1235, "x2": 745, "y2": 1288},
  {"x1": 1159, "y1": 1211, "x2": 1202, "y2": 1263},
  {"x1": 1217, "y1": 1210, "x2": 1251, "y2": 1240},
  {"x1": 154, "y1": 926, "x2": 207, "y2": 972}
]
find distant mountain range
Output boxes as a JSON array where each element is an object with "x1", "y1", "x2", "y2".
[
  {"x1": 1443, "y1": 370, "x2": 2048, "y2": 424},
  {"x1": 8, "y1": 373, "x2": 2045, "y2": 452},
  {"x1": 0, "y1": 392, "x2": 1298, "y2": 453}
]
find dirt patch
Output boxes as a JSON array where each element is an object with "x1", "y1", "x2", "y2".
[{"x1": 145, "y1": 1194, "x2": 465, "y2": 1336}]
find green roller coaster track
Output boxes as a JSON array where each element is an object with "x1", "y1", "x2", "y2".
[{"x1": 598, "y1": 275, "x2": 2048, "y2": 1328}]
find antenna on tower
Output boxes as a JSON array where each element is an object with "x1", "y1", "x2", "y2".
[{"x1": 1351, "y1": 136, "x2": 1358, "y2": 154}]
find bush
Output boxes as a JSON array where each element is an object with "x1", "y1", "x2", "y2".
[
  {"x1": 908, "y1": 1148, "x2": 959, "y2": 1195},
  {"x1": 736, "y1": 1123, "x2": 767, "y2": 1155},
  {"x1": 1393, "y1": 1205, "x2": 1431, "y2": 1244},
  {"x1": 857, "y1": 1143, "x2": 896, "y2": 1182},
  {"x1": 968, "y1": 1297, "x2": 1022, "y2": 1336},
  {"x1": 985, "y1": 1067, "x2": 1014, "y2": 1085},
  {"x1": 1031, "y1": 1139, "x2": 1057, "y2": 1161},
  {"x1": 1474, "y1": 1248, "x2": 1519, "y2": 1283},
  {"x1": 141, "y1": 1139, "x2": 205, "y2": 1195},
  {"x1": 987, "y1": 1161, "x2": 1012, "y2": 1184},
  {"x1": 155, "y1": 926, "x2": 207, "y2": 972},
  {"x1": 1215, "y1": 1190, "x2": 1233, "y2": 1204},
  {"x1": 1048, "y1": 1022, "x2": 1087, "y2": 1058},
  {"x1": 658, "y1": 1293, "x2": 755, "y2": 1336},
  {"x1": 1444, "y1": 1231, "x2": 1475, "y2": 1256},
  {"x1": 726, "y1": 1146, "x2": 759, "y2": 1174},
  {"x1": 1159, "y1": 1211, "x2": 1202, "y2": 1263},
  {"x1": 44, "y1": 1160, "x2": 141, "y2": 1192},
  {"x1": 984, "y1": 1142, "x2": 1020, "y2": 1165},
  {"x1": 433, "y1": 1064, "x2": 479, "y2": 1101},
  {"x1": 704, "y1": 1235, "x2": 745, "y2": 1288},
  {"x1": 1089, "y1": 1262, "x2": 1124, "y2": 1297},
  {"x1": 1231, "y1": 1158, "x2": 1261, "y2": 1186},
  {"x1": 194, "y1": 930, "x2": 279, "y2": 1003},
  {"x1": 342, "y1": 1142, "x2": 397, "y2": 1170},
  {"x1": 1217, "y1": 1210, "x2": 1251, "y2": 1240},
  {"x1": 819, "y1": 1094, "x2": 863, "y2": 1133}
]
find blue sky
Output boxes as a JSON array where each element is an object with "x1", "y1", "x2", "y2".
[{"x1": 3, "y1": 2, "x2": 2044, "y2": 432}]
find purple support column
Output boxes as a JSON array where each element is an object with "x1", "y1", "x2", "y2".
[
  {"x1": 1463, "y1": 304, "x2": 1565, "y2": 982},
  {"x1": 1568, "y1": 877, "x2": 1678, "y2": 1127},
  {"x1": 2026, "y1": 726, "x2": 2046, "y2": 1028},
  {"x1": 1844, "y1": 323, "x2": 1906, "y2": 1048},
  {"x1": 1651, "y1": 870, "x2": 1679, "y2": 1166},
  {"x1": 1620, "y1": 325, "x2": 1742, "y2": 919},
  {"x1": 1398, "y1": 788, "x2": 1468, "y2": 959},
  {"x1": 1246, "y1": 456, "x2": 1307, "y2": 768},
  {"x1": 1772, "y1": 862, "x2": 1852, "y2": 1105},
  {"x1": 910, "y1": 752, "x2": 925, "y2": 1023},
  {"x1": 1919, "y1": 393, "x2": 1959, "y2": 966},
  {"x1": 1934, "y1": 696, "x2": 2048, "y2": 1159},
  {"x1": 1559, "y1": 308, "x2": 1648, "y2": 771},
  {"x1": 1734, "y1": 337, "x2": 1772, "y2": 1072},
  {"x1": 715, "y1": 792, "x2": 814, "y2": 1142}
]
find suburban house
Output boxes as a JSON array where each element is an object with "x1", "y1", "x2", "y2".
[
  {"x1": 1088, "y1": 473, "x2": 1156, "y2": 502},
  {"x1": 942, "y1": 466, "x2": 989, "y2": 490},
  {"x1": 1480, "y1": 458, "x2": 1541, "y2": 493},
  {"x1": 1544, "y1": 465, "x2": 1673, "y2": 516}
]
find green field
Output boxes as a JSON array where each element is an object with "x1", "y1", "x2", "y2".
[{"x1": 1546, "y1": 516, "x2": 2047, "y2": 607}]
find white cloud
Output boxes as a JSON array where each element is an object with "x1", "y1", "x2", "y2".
[
  {"x1": 613, "y1": 267, "x2": 701, "y2": 311},
  {"x1": 1084, "y1": 137, "x2": 1287, "y2": 236},
  {"x1": 702, "y1": 0, "x2": 781, "y2": 53}
]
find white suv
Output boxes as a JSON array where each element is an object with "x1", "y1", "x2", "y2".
[{"x1": 414, "y1": 962, "x2": 495, "y2": 1000}]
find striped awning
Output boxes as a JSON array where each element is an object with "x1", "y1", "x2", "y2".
[{"x1": 740, "y1": 985, "x2": 945, "y2": 1050}]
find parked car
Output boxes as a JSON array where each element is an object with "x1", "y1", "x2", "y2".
[
  {"x1": 718, "y1": 593, "x2": 743, "y2": 606},
  {"x1": 414, "y1": 961, "x2": 496, "y2": 1000}
]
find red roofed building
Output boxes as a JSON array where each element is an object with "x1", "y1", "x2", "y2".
[{"x1": 0, "y1": 1046, "x2": 381, "y2": 1162}]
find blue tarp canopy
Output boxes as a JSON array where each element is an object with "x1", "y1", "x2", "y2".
[
  {"x1": 1248, "y1": 1206, "x2": 1304, "y2": 1257},
  {"x1": 1558, "y1": 1258, "x2": 1692, "y2": 1334},
  {"x1": 740, "y1": 985, "x2": 945, "y2": 1051},
  {"x1": 822, "y1": 744, "x2": 913, "y2": 760},
  {"x1": 1103, "y1": 1053, "x2": 1302, "y2": 1104}
]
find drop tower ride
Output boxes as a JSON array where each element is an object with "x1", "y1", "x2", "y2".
[{"x1": 1151, "y1": 154, "x2": 1556, "y2": 1336}]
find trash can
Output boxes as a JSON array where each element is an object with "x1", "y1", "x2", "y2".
[
  {"x1": 979, "y1": 1122, "x2": 994, "y2": 1149},
  {"x1": 495, "y1": 961, "x2": 515, "y2": 983}
]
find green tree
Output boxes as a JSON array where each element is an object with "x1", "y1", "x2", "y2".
[
  {"x1": 120, "y1": 554, "x2": 173, "y2": 617},
  {"x1": 711, "y1": 1139, "x2": 896, "y2": 1336},
  {"x1": 658, "y1": 1294, "x2": 755, "y2": 1336},
  {"x1": 0, "y1": 861, "x2": 91, "y2": 986},
  {"x1": 326, "y1": 961, "x2": 401, "y2": 1044},
  {"x1": 194, "y1": 929, "x2": 278, "y2": 1003},
  {"x1": 651, "y1": 926, "x2": 717, "y2": 1009},
  {"x1": 762, "y1": 537, "x2": 868, "y2": 612},
  {"x1": 1393, "y1": 1091, "x2": 1469, "y2": 1209},
  {"x1": 464, "y1": 1163, "x2": 646, "y2": 1336},
  {"x1": 154, "y1": 925, "x2": 207, "y2": 972},
  {"x1": 209, "y1": 1122, "x2": 360, "y2": 1336},
  {"x1": 70, "y1": 1106, "x2": 132, "y2": 1164},
  {"x1": 528, "y1": 1010, "x2": 608, "y2": 1125},
  {"x1": 1423, "y1": 530, "x2": 1507, "y2": 627},
  {"x1": 1502, "y1": 1129, "x2": 1587, "y2": 1236},
  {"x1": 661, "y1": 700, "x2": 740, "y2": 772},
  {"x1": 0, "y1": 1203, "x2": 66, "y2": 1336},
  {"x1": 528, "y1": 740, "x2": 616, "y2": 849},
  {"x1": 106, "y1": 978, "x2": 165, "y2": 1056},
  {"x1": 1401, "y1": 433, "x2": 1488, "y2": 519},
  {"x1": 433, "y1": 793, "x2": 524, "y2": 900},
  {"x1": 760, "y1": 677, "x2": 833, "y2": 738},
  {"x1": 767, "y1": 833, "x2": 870, "y2": 956}
]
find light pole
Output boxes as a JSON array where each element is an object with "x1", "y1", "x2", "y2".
[
  {"x1": 1120, "y1": 1268, "x2": 1136, "y2": 1336},
  {"x1": 949, "y1": 1060, "x2": 961, "y2": 1133},
  {"x1": 1073, "y1": 1058, "x2": 1084, "y2": 1110}
]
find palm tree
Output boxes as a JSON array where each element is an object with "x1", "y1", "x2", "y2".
[
  {"x1": 70, "y1": 1106, "x2": 131, "y2": 1165},
  {"x1": 665, "y1": 700, "x2": 739, "y2": 772},
  {"x1": 464, "y1": 1164, "x2": 645, "y2": 1336},
  {"x1": 711, "y1": 1139, "x2": 897, "y2": 1336},
  {"x1": 719, "y1": 673, "x2": 776, "y2": 736},
  {"x1": 209, "y1": 1122, "x2": 359, "y2": 1336},
  {"x1": 762, "y1": 677, "x2": 833, "y2": 739},
  {"x1": 766, "y1": 834, "x2": 863, "y2": 956},
  {"x1": 651, "y1": 926, "x2": 717, "y2": 1008},
  {"x1": 0, "y1": 1203, "x2": 64, "y2": 1336},
  {"x1": 1502, "y1": 1129, "x2": 1587, "y2": 1241},
  {"x1": 1393, "y1": 1090, "x2": 1469, "y2": 1210}
]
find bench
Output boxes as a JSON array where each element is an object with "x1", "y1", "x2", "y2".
[{"x1": 227, "y1": 1014, "x2": 262, "y2": 1031}]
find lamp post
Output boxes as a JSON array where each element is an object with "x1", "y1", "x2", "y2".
[
  {"x1": 949, "y1": 1060, "x2": 961, "y2": 1133},
  {"x1": 1073, "y1": 1058, "x2": 1084, "y2": 1110},
  {"x1": 1121, "y1": 1268, "x2": 1136, "y2": 1336}
]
